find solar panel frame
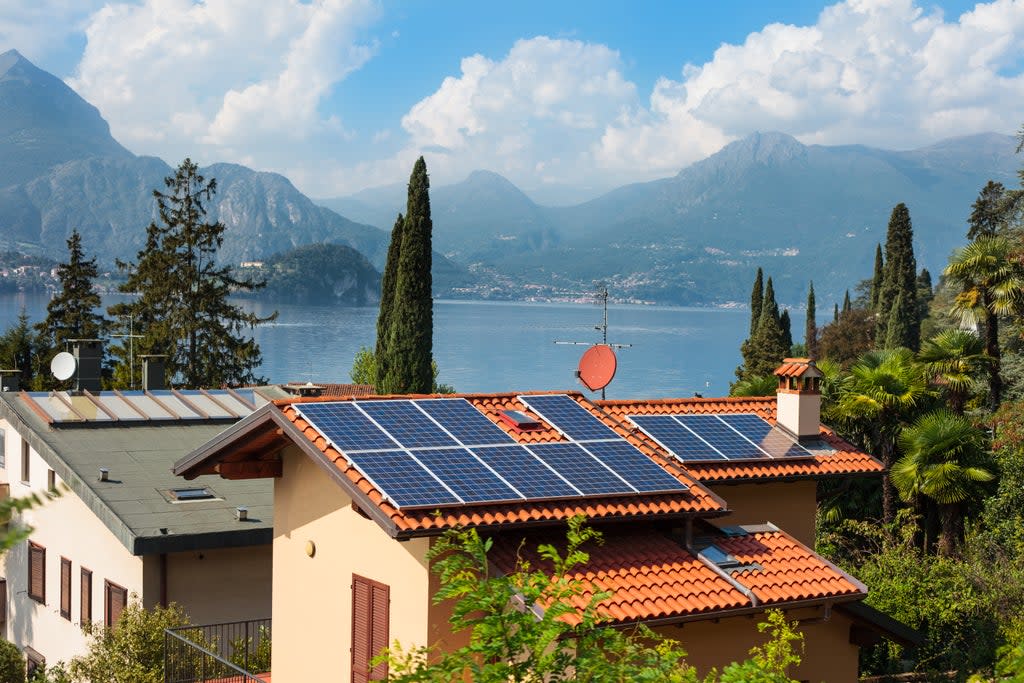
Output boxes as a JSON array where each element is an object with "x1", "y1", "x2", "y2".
[
  {"x1": 471, "y1": 445, "x2": 581, "y2": 500},
  {"x1": 294, "y1": 402, "x2": 401, "y2": 452},
  {"x1": 628, "y1": 415, "x2": 728, "y2": 462},
  {"x1": 409, "y1": 447, "x2": 524, "y2": 503},
  {"x1": 676, "y1": 414, "x2": 770, "y2": 460},
  {"x1": 717, "y1": 414, "x2": 814, "y2": 459},
  {"x1": 355, "y1": 400, "x2": 459, "y2": 449},
  {"x1": 343, "y1": 449, "x2": 462, "y2": 509},
  {"x1": 413, "y1": 398, "x2": 516, "y2": 446},
  {"x1": 580, "y1": 440, "x2": 689, "y2": 493},
  {"x1": 517, "y1": 394, "x2": 617, "y2": 441},
  {"x1": 525, "y1": 442, "x2": 635, "y2": 495}
]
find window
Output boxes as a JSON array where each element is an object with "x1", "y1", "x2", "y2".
[
  {"x1": 20, "y1": 441, "x2": 29, "y2": 484},
  {"x1": 104, "y1": 580, "x2": 127, "y2": 627},
  {"x1": 60, "y1": 557, "x2": 71, "y2": 620},
  {"x1": 0, "y1": 429, "x2": 5, "y2": 469},
  {"x1": 24, "y1": 648, "x2": 43, "y2": 680},
  {"x1": 47, "y1": 469, "x2": 56, "y2": 493},
  {"x1": 351, "y1": 574, "x2": 389, "y2": 683},
  {"x1": 81, "y1": 568, "x2": 92, "y2": 628},
  {"x1": 27, "y1": 542, "x2": 44, "y2": 604}
]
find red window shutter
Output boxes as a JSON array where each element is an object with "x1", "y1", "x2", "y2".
[
  {"x1": 105, "y1": 581, "x2": 127, "y2": 627},
  {"x1": 370, "y1": 583, "x2": 389, "y2": 681},
  {"x1": 351, "y1": 577, "x2": 371, "y2": 683},
  {"x1": 60, "y1": 558, "x2": 71, "y2": 620},
  {"x1": 27, "y1": 542, "x2": 44, "y2": 603},
  {"x1": 80, "y1": 568, "x2": 92, "y2": 628}
]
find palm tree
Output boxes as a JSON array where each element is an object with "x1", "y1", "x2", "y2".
[
  {"x1": 917, "y1": 329, "x2": 990, "y2": 414},
  {"x1": 892, "y1": 410, "x2": 995, "y2": 556},
  {"x1": 730, "y1": 374, "x2": 777, "y2": 397},
  {"x1": 944, "y1": 236, "x2": 1024, "y2": 410},
  {"x1": 834, "y1": 348, "x2": 931, "y2": 523}
]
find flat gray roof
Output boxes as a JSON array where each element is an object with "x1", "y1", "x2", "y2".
[{"x1": 0, "y1": 392, "x2": 273, "y2": 555}]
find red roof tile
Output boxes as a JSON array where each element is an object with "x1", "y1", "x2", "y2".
[{"x1": 487, "y1": 527, "x2": 863, "y2": 626}]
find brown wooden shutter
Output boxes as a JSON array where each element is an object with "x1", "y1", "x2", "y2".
[
  {"x1": 352, "y1": 575, "x2": 390, "y2": 683},
  {"x1": 0, "y1": 578, "x2": 7, "y2": 637},
  {"x1": 80, "y1": 568, "x2": 92, "y2": 628},
  {"x1": 59, "y1": 558, "x2": 71, "y2": 620},
  {"x1": 105, "y1": 580, "x2": 127, "y2": 627},
  {"x1": 27, "y1": 542, "x2": 44, "y2": 603}
]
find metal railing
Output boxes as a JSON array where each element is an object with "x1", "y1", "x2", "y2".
[{"x1": 164, "y1": 618, "x2": 271, "y2": 683}]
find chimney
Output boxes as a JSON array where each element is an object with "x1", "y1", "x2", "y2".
[
  {"x1": 141, "y1": 355, "x2": 166, "y2": 391},
  {"x1": 0, "y1": 370, "x2": 19, "y2": 392},
  {"x1": 71, "y1": 340, "x2": 102, "y2": 393},
  {"x1": 774, "y1": 358, "x2": 823, "y2": 441}
]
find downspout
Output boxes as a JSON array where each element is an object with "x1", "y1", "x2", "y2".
[{"x1": 160, "y1": 553, "x2": 168, "y2": 607}]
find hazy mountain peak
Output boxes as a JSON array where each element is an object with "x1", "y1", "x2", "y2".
[
  {"x1": 721, "y1": 131, "x2": 807, "y2": 164},
  {"x1": 0, "y1": 50, "x2": 27, "y2": 78}
]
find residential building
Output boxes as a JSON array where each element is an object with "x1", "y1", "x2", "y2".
[
  {"x1": 0, "y1": 388, "x2": 275, "y2": 672},
  {"x1": 176, "y1": 359, "x2": 916, "y2": 683}
]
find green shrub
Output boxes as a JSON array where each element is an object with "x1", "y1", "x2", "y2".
[{"x1": 0, "y1": 640, "x2": 23, "y2": 683}]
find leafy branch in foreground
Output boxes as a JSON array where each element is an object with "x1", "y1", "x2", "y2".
[
  {"x1": 386, "y1": 517, "x2": 803, "y2": 682},
  {"x1": 0, "y1": 487, "x2": 63, "y2": 554}
]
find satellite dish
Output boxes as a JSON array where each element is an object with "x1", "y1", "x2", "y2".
[
  {"x1": 51, "y1": 352, "x2": 77, "y2": 382},
  {"x1": 577, "y1": 344, "x2": 617, "y2": 392}
]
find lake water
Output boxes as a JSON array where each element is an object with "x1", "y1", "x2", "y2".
[{"x1": 0, "y1": 293, "x2": 805, "y2": 399}]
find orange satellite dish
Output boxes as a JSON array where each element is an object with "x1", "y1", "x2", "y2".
[{"x1": 577, "y1": 344, "x2": 617, "y2": 391}]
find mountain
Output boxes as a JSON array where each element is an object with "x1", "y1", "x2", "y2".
[
  {"x1": 0, "y1": 50, "x2": 131, "y2": 188},
  {"x1": 0, "y1": 50, "x2": 473, "y2": 293}
]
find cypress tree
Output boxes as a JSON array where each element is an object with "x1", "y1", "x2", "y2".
[
  {"x1": 870, "y1": 244, "x2": 884, "y2": 310},
  {"x1": 109, "y1": 159, "x2": 274, "y2": 388},
  {"x1": 967, "y1": 180, "x2": 1006, "y2": 240},
  {"x1": 833, "y1": 303, "x2": 839, "y2": 323},
  {"x1": 805, "y1": 282, "x2": 818, "y2": 359},
  {"x1": 741, "y1": 278, "x2": 789, "y2": 377},
  {"x1": 749, "y1": 268, "x2": 764, "y2": 336},
  {"x1": 779, "y1": 309, "x2": 793, "y2": 354},
  {"x1": 374, "y1": 213, "x2": 404, "y2": 388},
  {"x1": 842, "y1": 290, "x2": 852, "y2": 314},
  {"x1": 382, "y1": 157, "x2": 434, "y2": 394},
  {"x1": 37, "y1": 229, "x2": 106, "y2": 353},
  {"x1": 916, "y1": 268, "x2": 933, "y2": 324},
  {"x1": 876, "y1": 203, "x2": 919, "y2": 350},
  {"x1": 884, "y1": 291, "x2": 918, "y2": 350}
]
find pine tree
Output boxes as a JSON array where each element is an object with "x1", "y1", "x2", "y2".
[
  {"x1": 779, "y1": 309, "x2": 793, "y2": 354},
  {"x1": 0, "y1": 310, "x2": 41, "y2": 389},
  {"x1": 916, "y1": 268, "x2": 933, "y2": 324},
  {"x1": 36, "y1": 229, "x2": 105, "y2": 355},
  {"x1": 109, "y1": 159, "x2": 274, "y2": 388},
  {"x1": 842, "y1": 290, "x2": 852, "y2": 314},
  {"x1": 805, "y1": 282, "x2": 818, "y2": 359},
  {"x1": 373, "y1": 213, "x2": 404, "y2": 389},
  {"x1": 749, "y1": 268, "x2": 764, "y2": 336},
  {"x1": 967, "y1": 180, "x2": 1006, "y2": 240},
  {"x1": 870, "y1": 244, "x2": 884, "y2": 310},
  {"x1": 876, "y1": 203, "x2": 919, "y2": 350},
  {"x1": 381, "y1": 157, "x2": 434, "y2": 394}
]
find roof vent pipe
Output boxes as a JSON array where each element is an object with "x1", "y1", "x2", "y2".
[
  {"x1": 99, "y1": 467, "x2": 109, "y2": 482},
  {"x1": 235, "y1": 506, "x2": 248, "y2": 522},
  {"x1": 71, "y1": 339, "x2": 103, "y2": 393},
  {"x1": 0, "y1": 370, "x2": 19, "y2": 392}
]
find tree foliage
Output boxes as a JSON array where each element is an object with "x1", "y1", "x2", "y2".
[
  {"x1": 388, "y1": 519, "x2": 804, "y2": 683},
  {"x1": 805, "y1": 282, "x2": 818, "y2": 359},
  {"x1": 876, "y1": 203, "x2": 919, "y2": 350},
  {"x1": 749, "y1": 267, "x2": 764, "y2": 336},
  {"x1": 0, "y1": 640, "x2": 23, "y2": 683},
  {"x1": 36, "y1": 229, "x2": 105, "y2": 361},
  {"x1": 737, "y1": 276, "x2": 789, "y2": 382},
  {"x1": 374, "y1": 213, "x2": 404, "y2": 389},
  {"x1": 109, "y1": 159, "x2": 274, "y2": 388}
]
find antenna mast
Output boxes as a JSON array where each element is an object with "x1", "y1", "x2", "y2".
[{"x1": 554, "y1": 285, "x2": 632, "y2": 399}]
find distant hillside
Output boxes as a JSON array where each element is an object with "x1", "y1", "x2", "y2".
[
  {"x1": 240, "y1": 243, "x2": 381, "y2": 305},
  {"x1": 0, "y1": 50, "x2": 475, "y2": 295}
]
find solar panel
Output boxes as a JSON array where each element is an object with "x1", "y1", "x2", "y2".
[
  {"x1": 718, "y1": 414, "x2": 813, "y2": 459},
  {"x1": 518, "y1": 394, "x2": 617, "y2": 441},
  {"x1": 346, "y1": 449, "x2": 460, "y2": 508},
  {"x1": 414, "y1": 398, "x2": 516, "y2": 446},
  {"x1": 356, "y1": 400, "x2": 458, "y2": 448},
  {"x1": 295, "y1": 403, "x2": 400, "y2": 452},
  {"x1": 629, "y1": 415, "x2": 726, "y2": 461},
  {"x1": 582, "y1": 440, "x2": 689, "y2": 493},
  {"x1": 471, "y1": 446, "x2": 580, "y2": 499},
  {"x1": 410, "y1": 447, "x2": 523, "y2": 503},
  {"x1": 526, "y1": 442, "x2": 632, "y2": 495},
  {"x1": 675, "y1": 415, "x2": 768, "y2": 460}
]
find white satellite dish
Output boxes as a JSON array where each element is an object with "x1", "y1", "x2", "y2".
[{"x1": 51, "y1": 352, "x2": 77, "y2": 382}]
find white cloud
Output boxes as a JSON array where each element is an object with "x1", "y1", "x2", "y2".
[
  {"x1": 69, "y1": 0, "x2": 378, "y2": 171},
  {"x1": 0, "y1": 0, "x2": 105, "y2": 69}
]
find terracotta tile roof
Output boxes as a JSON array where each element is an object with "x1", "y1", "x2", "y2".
[
  {"x1": 774, "y1": 358, "x2": 823, "y2": 379},
  {"x1": 487, "y1": 527, "x2": 863, "y2": 626},
  {"x1": 278, "y1": 394, "x2": 727, "y2": 536},
  {"x1": 595, "y1": 397, "x2": 884, "y2": 483},
  {"x1": 315, "y1": 383, "x2": 375, "y2": 397}
]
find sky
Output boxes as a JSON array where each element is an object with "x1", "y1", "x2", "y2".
[{"x1": 2, "y1": 0, "x2": 1023, "y2": 203}]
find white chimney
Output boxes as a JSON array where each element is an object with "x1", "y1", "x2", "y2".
[{"x1": 774, "y1": 358, "x2": 823, "y2": 441}]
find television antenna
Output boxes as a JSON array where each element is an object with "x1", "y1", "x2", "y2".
[
  {"x1": 554, "y1": 286, "x2": 632, "y2": 399},
  {"x1": 112, "y1": 314, "x2": 144, "y2": 390}
]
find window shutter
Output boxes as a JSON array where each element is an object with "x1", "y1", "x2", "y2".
[
  {"x1": 351, "y1": 577, "x2": 371, "y2": 683},
  {"x1": 105, "y1": 581, "x2": 127, "y2": 627},
  {"x1": 27, "y1": 542, "x2": 44, "y2": 603},
  {"x1": 59, "y1": 558, "x2": 71, "y2": 620},
  {"x1": 370, "y1": 583, "x2": 389, "y2": 681},
  {"x1": 0, "y1": 578, "x2": 7, "y2": 637},
  {"x1": 80, "y1": 568, "x2": 92, "y2": 628}
]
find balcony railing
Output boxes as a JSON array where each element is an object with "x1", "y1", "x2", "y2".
[{"x1": 164, "y1": 618, "x2": 271, "y2": 683}]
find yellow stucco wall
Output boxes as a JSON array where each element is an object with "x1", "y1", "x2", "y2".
[
  {"x1": 271, "y1": 445, "x2": 431, "y2": 682},
  {"x1": 708, "y1": 479, "x2": 818, "y2": 546},
  {"x1": 159, "y1": 544, "x2": 273, "y2": 624},
  {"x1": 654, "y1": 607, "x2": 860, "y2": 683}
]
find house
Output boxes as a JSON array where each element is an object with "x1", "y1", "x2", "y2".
[
  {"x1": 0, "y1": 386, "x2": 275, "y2": 673},
  {"x1": 175, "y1": 359, "x2": 916, "y2": 682}
]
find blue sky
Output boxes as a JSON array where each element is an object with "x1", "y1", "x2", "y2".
[{"x1": 1, "y1": 0, "x2": 1019, "y2": 202}]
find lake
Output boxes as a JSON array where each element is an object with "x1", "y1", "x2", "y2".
[{"x1": 0, "y1": 293, "x2": 805, "y2": 399}]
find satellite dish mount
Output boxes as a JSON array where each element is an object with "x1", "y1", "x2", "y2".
[{"x1": 51, "y1": 351, "x2": 77, "y2": 382}]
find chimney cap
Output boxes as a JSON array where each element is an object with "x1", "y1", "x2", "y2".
[{"x1": 774, "y1": 358, "x2": 823, "y2": 379}]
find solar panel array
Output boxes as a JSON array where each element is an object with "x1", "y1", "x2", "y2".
[
  {"x1": 293, "y1": 395, "x2": 688, "y2": 510},
  {"x1": 627, "y1": 413, "x2": 816, "y2": 463}
]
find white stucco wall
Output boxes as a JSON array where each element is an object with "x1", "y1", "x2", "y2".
[{"x1": 0, "y1": 420, "x2": 143, "y2": 667}]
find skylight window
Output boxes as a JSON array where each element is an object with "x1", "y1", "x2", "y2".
[{"x1": 169, "y1": 487, "x2": 215, "y2": 501}]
